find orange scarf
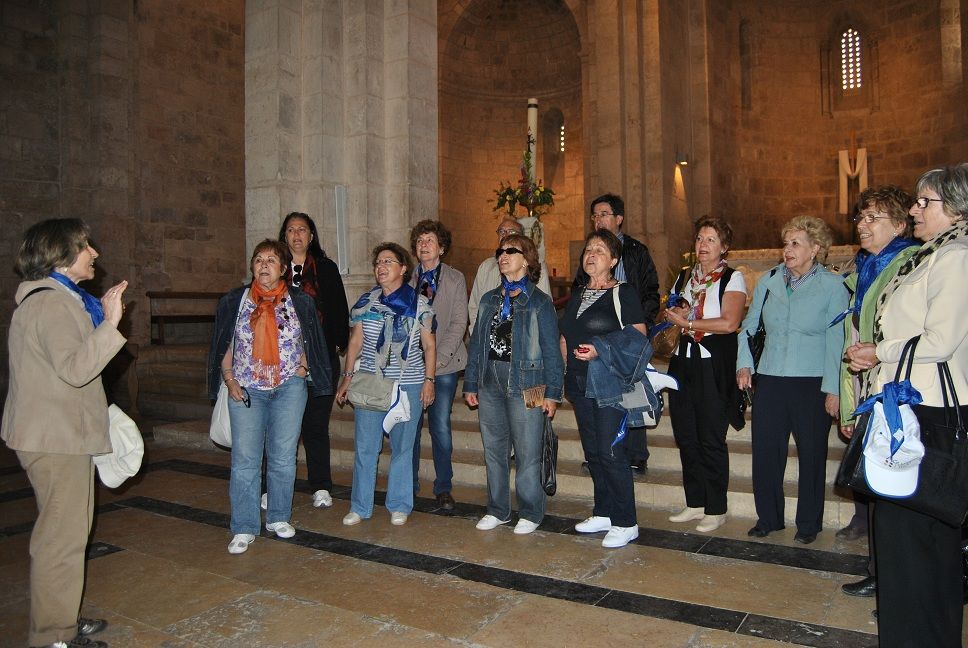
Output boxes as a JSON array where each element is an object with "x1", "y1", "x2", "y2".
[{"x1": 248, "y1": 280, "x2": 288, "y2": 384}]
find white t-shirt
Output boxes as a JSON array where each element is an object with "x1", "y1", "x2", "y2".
[{"x1": 678, "y1": 269, "x2": 747, "y2": 358}]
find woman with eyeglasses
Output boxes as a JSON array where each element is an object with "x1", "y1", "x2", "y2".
[
  {"x1": 737, "y1": 217, "x2": 848, "y2": 545},
  {"x1": 464, "y1": 234, "x2": 562, "y2": 535},
  {"x1": 336, "y1": 243, "x2": 436, "y2": 527},
  {"x1": 661, "y1": 216, "x2": 747, "y2": 534},
  {"x1": 407, "y1": 220, "x2": 467, "y2": 511},
  {"x1": 558, "y1": 229, "x2": 648, "y2": 548},
  {"x1": 278, "y1": 212, "x2": 349, "y2": 510},
  {"x1": 845, "y1": 164, "x2": 968, "y2": 648},
  {"x1": 209, "y1": 239, "x2": 332, "y2": 554},
  {"x1": 832, "y1": 187, "x2": 919, "y2": 598}
]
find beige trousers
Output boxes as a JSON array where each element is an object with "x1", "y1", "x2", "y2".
[{"x1": 17, "y1": 451, "x2": 95, "y2": 647}]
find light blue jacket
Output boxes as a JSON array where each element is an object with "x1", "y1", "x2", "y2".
[{"x1": 737, "y1": 263, "x2": 848, "y2": 395}]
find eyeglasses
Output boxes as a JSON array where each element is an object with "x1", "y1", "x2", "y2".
[
  {"x1": 373, "y1": 258, "x2": 402, "y2": 267},
  {"x1": 496, "y1": 227, "x2": 519, "y2": 237},
  {"x1": 495, "y1": 247, "x2": 524, "y2": 259},
  {"x1": 914, "y1": 197, "x2": 944, "y2": 209},
  {"x1": 291, "y1": 264, "x2": 303, "y2": 286},
  {"x1": 590, "y1": 212, "x2": 616, "y2": 222},
  {"x1": 240, "y1": 387, "x2": 251, "y2": 408},
  {"x1": 852, "y1": 213, "x2": 893, "y2": 224}
]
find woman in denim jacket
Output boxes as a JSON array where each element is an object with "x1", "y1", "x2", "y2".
[{"x1": 464, "y1": 234, "x2": 563, "y2": 535}]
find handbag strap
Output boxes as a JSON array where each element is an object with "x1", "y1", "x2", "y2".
[
  {"x1": 894, "y1": 335, "x2": 921, "y2": 383},
  {"x1": 612, "y1": 282, "x2": 625, "y2": 329},
  {"x1": 755, "y1": 268, "x2": 778, "y2": 331},
  {"x1": 938, "y1": 361, "x2": 965, "y2": 437}
]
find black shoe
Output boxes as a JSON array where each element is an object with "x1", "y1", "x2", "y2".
[
  {"x1": 77, "y1": 618, "x2": 107, "y2": 636},
  {"x1": 794, "y1": 531, "x2": 818, "y2": 545},
  {"x1": 436, "y1": 492, "x2": 455, "y2": 511},
  {"x1": 747, "y1": 525, "x2": 770, "y2": 538},
  {"x1": 841, "y1": 576, "x2": 876, "y2": 597},
  {"x1": 631, "y1": 460, "x2": 648, "y2": 475},
  {"x1": 580, "y1": 461, "x2": 589, "y2": 473},
  {"x1": 835, "y1": 522, "x2": 867, "y2": 541}
]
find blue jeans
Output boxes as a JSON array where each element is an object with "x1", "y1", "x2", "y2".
[
  {"x1": 413, "y1": 371, "x2": 458, "y2": 495},
  {"x1": 350, "y1": 383, "x2": 421, "y2": 517},
  {"x1": 228, "y1": 376, "x2": 308, "y2": 535},
  {"x1": 478, "y1": 360, "x2": 546, "y2": 523}
]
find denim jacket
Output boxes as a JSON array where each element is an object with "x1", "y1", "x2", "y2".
[
  {"x1": 464, "y1": 281, "x2": 563, "y2": 401},
  {"x1": 207, "y1": 285, "x2": 333, "y2": 400},
  {"x1": 586, "y1": 326, "x2": 658, "y2": 427}
]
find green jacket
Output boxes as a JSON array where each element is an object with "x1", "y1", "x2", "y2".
[{"x1": 838, "y1": 245, "x2": 921, "y2": 425}]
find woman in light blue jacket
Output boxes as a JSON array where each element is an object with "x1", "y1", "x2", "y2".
[{"x1": 736, "y1": 216, "x2": 848, "y2": 544}]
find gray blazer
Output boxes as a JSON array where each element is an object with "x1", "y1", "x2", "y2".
[{"x1": 411, "y1": 262, "x2": 467, "y2": 376}]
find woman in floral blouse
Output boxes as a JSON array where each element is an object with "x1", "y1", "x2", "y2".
[{"x1": 209, "y1": 239, "x2": 332, "y2": 554}]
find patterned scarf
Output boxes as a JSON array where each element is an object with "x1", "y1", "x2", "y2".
[
  {"x1": 291, "y1": 254, "x2": 326, "y2": 326},
  {"x1": 687, "y1": 260, "x2": 727, "y2": 342},
  {"x1": 248, "y1": 280, "x2": 288, "y2": 384},
  {"x1": 418, "y1": 264, "x2": 441, "y2": 303},
  {"x1": 499, "y1": 275, "x2": 529, "y2": 321},
  {"x1": 782, "y1": 262, "x2": 820, "y2": 291},
  {"x1": 829, "y1": 236, "x2": 919, "y2": 327},
  {"x1": 350, "y1": 283, "x2": 418, "y2": 364},
  {"x1": 49, "y1": 271, "x2": 104, "y2": 327}
]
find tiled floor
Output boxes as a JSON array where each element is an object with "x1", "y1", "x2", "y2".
[{"x1": 0, "y1": 440, "x2": 927, "y2": 648}]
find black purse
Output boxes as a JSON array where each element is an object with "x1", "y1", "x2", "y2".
[
  {"x1": 540, "y1": 416, "x2": 558, "y2": 496},
  {"x1": 841, "y1": 336, "x2": 968, "y2": 526},
  {"x1": 746, "y1": 269, "x2": 776, "y2": 371}
]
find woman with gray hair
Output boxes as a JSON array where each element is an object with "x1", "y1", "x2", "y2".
[
  {"x1": 737, "y1": 216, "x2": 848, "y2": 544},
  {"x1": 845, "y1": 163, "x2": 968, "y2": 647}
]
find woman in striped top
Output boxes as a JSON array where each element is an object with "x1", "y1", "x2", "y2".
[{"x1": 336, "y1": 243, "x2": 436, "y2": 527}]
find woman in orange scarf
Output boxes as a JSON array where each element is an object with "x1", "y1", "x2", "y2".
[{"x1": 208, "y1": 239, "x2": 332, "y2": 554}]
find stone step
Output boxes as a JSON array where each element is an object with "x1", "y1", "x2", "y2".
[
  {"x1": 138, "y1": 343, "x2": 209, "y2": 364},
  {"x1": 139, "y1": 393, "x2": 213, "y2": 421}
]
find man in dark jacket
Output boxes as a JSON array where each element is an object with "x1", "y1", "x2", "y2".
[{"x1": 573, "y1": 193, "x2": 660, "y2": 473}]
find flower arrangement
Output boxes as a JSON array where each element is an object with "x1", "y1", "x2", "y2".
[{"x1": 492, "y1": 150, "x2": 555, "y2": 218}]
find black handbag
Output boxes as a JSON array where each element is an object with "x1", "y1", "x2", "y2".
[
  {"x1": 842, "y1": 337, "x2": 968, "y2": 526},
  {"x1": 746, "y1": 268, "x2": 776, "y2": 371},
  {"x1": 540, "y1": 416, "x2": 558, "y2": 496}
]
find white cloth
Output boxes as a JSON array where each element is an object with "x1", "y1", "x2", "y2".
[
  {"x1": 839, "y1": 148, "x2": 868, "y2": 214},
  {"x1": 467, "y1": 257, "x2": 552, "y2": 332}
]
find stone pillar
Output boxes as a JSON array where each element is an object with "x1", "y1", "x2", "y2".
[{"x1": 245, "y1": 0, "x2": 438, "y2": 302}]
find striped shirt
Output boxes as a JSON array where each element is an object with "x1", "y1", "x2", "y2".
[{"x1": 353, "y1": 292, "x2": 433, "y2": 386}]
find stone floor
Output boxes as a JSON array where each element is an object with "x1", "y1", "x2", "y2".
[{"x1": 0, "y1": 438, "x2": 934, "y2": 648}]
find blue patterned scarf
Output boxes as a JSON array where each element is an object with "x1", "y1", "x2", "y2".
[{"x1": 829, "y1": 236, "x2": 918, "y2": 327}]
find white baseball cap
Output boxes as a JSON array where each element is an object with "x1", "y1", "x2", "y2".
[{"x1": 863, "y1": 401, "x2": 924, "y2": 498}]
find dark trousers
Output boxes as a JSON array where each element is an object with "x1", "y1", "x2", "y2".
[
  {"x1": 625, "y1": 426, "x2": 650, "y2": 463},
  {"x1": 668, "y1": 356, "x2": 730, "y2": 515},
  {"x1": 302, "y1": 359, "x2": 340, "y2": 492},
  {"x1": 567, "y1": 374, "x2": 637, "y2": 527},
  {"x1": 873, "y1": 404, "x2": 964, "y2": 648},
  {"x1": 751, "y1": 375, "x2": 829, "y2": 534}
]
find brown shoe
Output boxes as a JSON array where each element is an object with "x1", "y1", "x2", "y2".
[{"x1": 436, "y1": 492, "x2": 455, "y2": 511}]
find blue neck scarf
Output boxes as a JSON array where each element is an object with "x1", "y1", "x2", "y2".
[
  {"x1": 49, "y1": 271, "x2": 104, "y2": 327},
  {"x1": 418, "y1": 264, "x2": 440, "y2": 303},
  {"x1": 377, "y1": 283, "x2": 417, "y2": 360},
  {"x1": 499, "y1": 276, "x2": 529, "y2": 321},
  {"x1": 852, "y1": 380, "x2": 923, "y2": 457},
  {"x1": 829, "y1": 236, "x2": 918, "y2": 327}
]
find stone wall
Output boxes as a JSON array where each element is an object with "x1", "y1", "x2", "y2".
[{"x1": 705, "y1": 0, "x2": 968, "y2": 250}]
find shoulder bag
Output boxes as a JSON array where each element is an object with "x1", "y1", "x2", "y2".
[
  {"x1": 210, "y1": 289, "x2": 249, "y2": 447},
  {"x1": 746, "y1": 268, "x2": 777, "y2": 371},
  {"x1": 348, "y1": 326, "x2": 410, "y2": 412}
]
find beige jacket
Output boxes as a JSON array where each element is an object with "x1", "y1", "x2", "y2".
[
  {"x1": 1, "y1": 278, "x2": 127, "y2": 454},
  {"x1": 875, "y1": 236, "x2": 968, "y2": 407}
]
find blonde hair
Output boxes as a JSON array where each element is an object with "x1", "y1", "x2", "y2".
[{"x1": 781, "y1": 216, "x2": 834, "y2": 263}]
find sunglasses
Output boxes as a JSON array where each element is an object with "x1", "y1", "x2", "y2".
[
  {"x1": 291, "y1": 264, "x2": 303, "y2": 286},
  {"x1": 494, "y1": 247, "x2": 524, "y2": 259},
  {"x1": 240, "y1": 386, "x2": 251, "y2": 408}
]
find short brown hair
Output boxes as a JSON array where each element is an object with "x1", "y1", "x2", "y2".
[
  {"x1": 16, "y1": 218, "x2": 92, "y2": 280},
  {"x1": 857, "y1": 186, "x2": 914, "y2": 238},
  {"x1": 500, "y1": 234, "x2": 541, "y2": 284},
  {"x1": 372, "y1": 242, "x2": 413, "y2": 283},
  {"x1": 693, "y1": 215, "x2": 734, "y2": 251},
  {"x1": 781, "y1": 216, "x2": 834, "y2": 263},
  {"x1": 409, "y1": 220, "x2": 452, "y2": 257},
  {"x1": 249, "y1": 239, "x2": 291, "y2": 280}
]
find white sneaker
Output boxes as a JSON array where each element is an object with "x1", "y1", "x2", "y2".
[
  {"x1": 668, "y1": 506, "x2": 705, "y2": 523},
  {"x1": 476, "y1": 514, "x2": 510, "y2": 530},
  {"x1": 343, "y1": 511, "x2": 363, "y2": 526},
  {"x1": 575, "y1": 516, "x2": 612, "y2": 533},
  {"x1": 602, "y1": 525, "x2": 639, "y2": 548},
  {"x1": 260, "y1": 493, "x2": 267, "y2": 510},
  {"x1": 390, "y1": 511, "x2": 408, "y2": 526},
  {"x1": 513, "y1": 519, "x2": 540, "y2": 535},
  {"x1": 312, "y1": 489, "x2": 333, "y2": 508},
  {"x1": 696, "y1": 514, "x2": 726, "y2": 533},
  {"x1": 265, "y1": 521, "x2": 296, "y2": 538},
  {"x1": 227, "y1": 533, "x2": 255, "y2": 554}
]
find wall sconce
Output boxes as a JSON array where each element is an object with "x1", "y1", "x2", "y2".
[{"x1": 676, "y1": 151, "x2": 689, "y2": 166}]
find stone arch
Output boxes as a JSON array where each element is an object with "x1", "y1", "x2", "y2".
[{"x1": 438, "y1": 0, "x2": 585, "y2": 280}]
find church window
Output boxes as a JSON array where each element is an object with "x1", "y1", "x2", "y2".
[{"x1": 841, "y1": 28, "x2": 862, "y2": 90}]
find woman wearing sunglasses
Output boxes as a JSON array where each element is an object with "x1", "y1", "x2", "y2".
[
  {"x1": 464, "y1": 234, "x2": 562, "y2": 535},
  {"x1": 278, "y1": 212, "x2": 349, "y2": 510},
  {"x1": 208, "y1": 239, "x2": 332, "y2": 554},
  {"x1": 559, "y1": 229, "x2": 647, "y2": 548}
]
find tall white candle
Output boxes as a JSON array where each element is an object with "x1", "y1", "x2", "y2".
[{"x1": 527, "y1": 97, "x2": 538, "y2": 181}]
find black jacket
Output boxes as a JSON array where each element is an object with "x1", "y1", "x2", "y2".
[
  {"x1": 574, "y1": 233, "x2": 660, "y2": 327},
  {"x1": 207, "y1": 285, "x2": 333, "y2": 400}
]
